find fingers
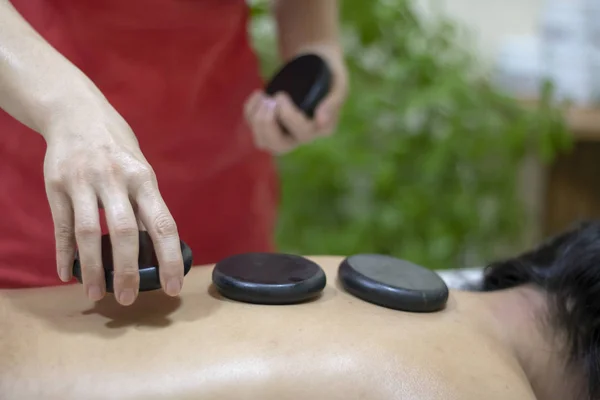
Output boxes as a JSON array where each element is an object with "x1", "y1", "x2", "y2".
[
  {"x1": 45, "y1": 186, "x2": 76, "y2": 283},
  {"x1": 71, "y1": 186, "x2": 105, "y2": 301},
  {"x1": 314, "y1": 97, "x2": 341, "y2": 136},
  {"x1": 47, "y1": 160, "x2": 183, "y2": 305},
  {"x1": 98, "y1": 183, "x2": 140, "y2": 306},
  {"x1": 273, "y1": 92, "x2": 315, "y2": 143},
  {"x1": 254, "y1": 95, "x2": 296, "y2": 154},
  {"x1": 314, "y1": 54, "x2": 349, "y2": 135},
  {"x1": 133, "y1": 179, "x2": 184, "y2": 298},
  {"x1": 314, "y1": 84, "x2": 346, "y2": 135},
  {"x1": 247, "y1": 92, "x2": 321, "y2": 154}
]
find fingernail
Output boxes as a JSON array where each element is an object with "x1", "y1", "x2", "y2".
[
  {"x1": 87, "y1": 285, "x2": 103, "y2": 301},
  {"x1": 119, "y1": 289, "x2": 136, "y2": 306},
  {"x1": 264, "y1": 99, "x2": 276, "y2": 110},
  {"x1": 166, "y1": 277, "x2": 182, "y2": 297},
  {"x1": 59, "y1": 267, "x2": 70, "y2": 282}
]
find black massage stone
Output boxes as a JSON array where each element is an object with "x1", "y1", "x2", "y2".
[
  {"x1": 212, "y1": 253, "x2": 326, "y2": 305},
  {"x1": 338, "y1": 254, "x2": 449, "y2": 313},
  {"x1": 265, "y1": 53, "x2": 331, "y2": 128},
  {"x1": 72, "y1": 231, "x2": 193, "y2": 292}
]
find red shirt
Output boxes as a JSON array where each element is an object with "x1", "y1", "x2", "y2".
[{"x1": 0, "y1": 0, "x2": 278, "y2": 288}]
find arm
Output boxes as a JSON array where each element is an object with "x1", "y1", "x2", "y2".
[
  {"x1": 271, "y1": 0, "x2": 342, "y2": 61},
  {"x1": 244, "y1": 0, "x2": 346, "y2": 154},
  {"x1": 0, "y1": 1, "x2": 184, "y2": 306},
  {"x1": 0, "y1": 0, "x2": 106, "y2": 136}
]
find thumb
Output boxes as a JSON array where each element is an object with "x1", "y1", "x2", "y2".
[
  {"x1": 315, "y1": 91, "x2": 343, "y2": 133},
  {"x1": 314, "y1": 65, "x2": 348, "y2": 133}
]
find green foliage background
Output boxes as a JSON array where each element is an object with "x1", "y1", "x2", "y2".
[{"x1": 249, "y1": 0, "x2": 571, "y2": 269}]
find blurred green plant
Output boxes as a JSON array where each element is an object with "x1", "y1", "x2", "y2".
[{"x1": 249, "y1": 0, "x2": 571, "y2": 268}]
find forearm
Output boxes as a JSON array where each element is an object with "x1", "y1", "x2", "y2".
[
  {"x1": 0, "y1": 0, "x2": 105, "y2": 137},
  {"x1": 271, "y1": 0, "x2": 341, "y2": 61}
]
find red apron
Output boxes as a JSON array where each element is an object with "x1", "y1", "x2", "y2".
[{"x1": 0, "y1": 0, "x2": 278, "y2": 288}]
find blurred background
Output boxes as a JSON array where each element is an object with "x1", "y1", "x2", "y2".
[{"x1": 249, "y1": 0, "x2": 600, "y2": 270}]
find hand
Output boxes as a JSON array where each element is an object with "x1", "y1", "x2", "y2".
[
  {"x1": 42, "y1": 104, "x2": 184, "y2": 306},
  {"x1": 244, "y1": 43, "x2": 349, "y2": 154}
]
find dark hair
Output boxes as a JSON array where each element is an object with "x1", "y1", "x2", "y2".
[{"x1": 482, "y1": 220, "x2": 600, "y2": 400}]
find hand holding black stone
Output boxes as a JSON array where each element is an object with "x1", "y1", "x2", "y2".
[{"x1": 72, "y1": 231, "x2": 193, "y2": 293}]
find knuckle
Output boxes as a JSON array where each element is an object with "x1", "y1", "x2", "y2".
[
  {"x1": 142, "y1": 166, "x2": 157, "y2": 182},
  {"x1": 129, "y1": 164, "x2": 156, "y2": 185},
  {"x1": 68, "y1": 158, "x2": 124, "y2": 185},
  {"x1": 81, "y1": 263, "x2": 104, "y2": 276},
  {"x1": 104, "y1": 162, "x2": 123, "y2": 179},
  {"x1": 56, "y1": 245, "x2": 74, "y2": 260},
  {"x1": 137, "y1": 180, "x2": 158, "y2": 198},
  {"x1": 55, "y1": 244, "x2": 74, "y2": 262},
  {"x1": 113, "y1": 221, "x2": 139, "y2": 238},
  {"x1": 115, "y1": 265, "x2": 140, "y2": 276},
  {"x1": 69, "y1": 165, "x2": 97, "y2": 185},
  {"x1": 46, "y1": 174, "x2": 66, "y2": 192},
  {"x1": 73, "y1": 168, "x2": 89, "y2": 185},
  {"x1": 113, "y1": 268, "x2": 140, "y2": 283},
  {"x1": 152, "y1": 214, "x2": 178, "y2": 237},
  {"x1": 75, "y1": 221, "x2": 101, "y2": 238},
  {"x1": 54, "y1": 223, "x2": 74, "y2": 241}
]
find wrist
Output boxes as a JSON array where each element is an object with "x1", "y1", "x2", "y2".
[
  {"x1": 39, "y1": 77, "x2": 115, "y2": 142},
  {"x1": 284, "y1": 41, "x2": 342, "y2": 63}
]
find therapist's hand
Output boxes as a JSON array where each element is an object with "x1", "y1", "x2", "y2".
[
  {"x1": 42, "y1": 104, "x2": 184, "y2": 306},
  {"x1": 244, "y1": 43, "x2": 348, "y2": 154}
]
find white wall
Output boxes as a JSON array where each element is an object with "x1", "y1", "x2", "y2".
[{"x1": 420, "y1": 0, "x2": 544, "y2": 65}]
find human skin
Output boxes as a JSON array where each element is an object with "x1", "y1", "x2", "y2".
[
  {"x1": 245, "y1": 0, "x2": 348, "y2": 154},
  {"x1": 0, "y1": 0, "x2": 185, "y2": 304},
  {"x1": 0, "y1": 256, "x2": 549, "y2": 400},
  {"x1": 0, "y1": 0, "x2": 346, "y2": 306}
]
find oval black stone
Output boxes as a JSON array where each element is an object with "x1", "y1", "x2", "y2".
[
  {"x1": 72, "y1": 231, "x2": 193, "y2": 292},
  {"x1": 339, "y1": 254, "x2": 449, "y2": 312},
  {"x1": 212, "y1": 253, "x2": 326, "y2": 305}
]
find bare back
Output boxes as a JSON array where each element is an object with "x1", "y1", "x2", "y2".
[{"x1": 0, "y1": 256, "x2": 536, "y2": 400}]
